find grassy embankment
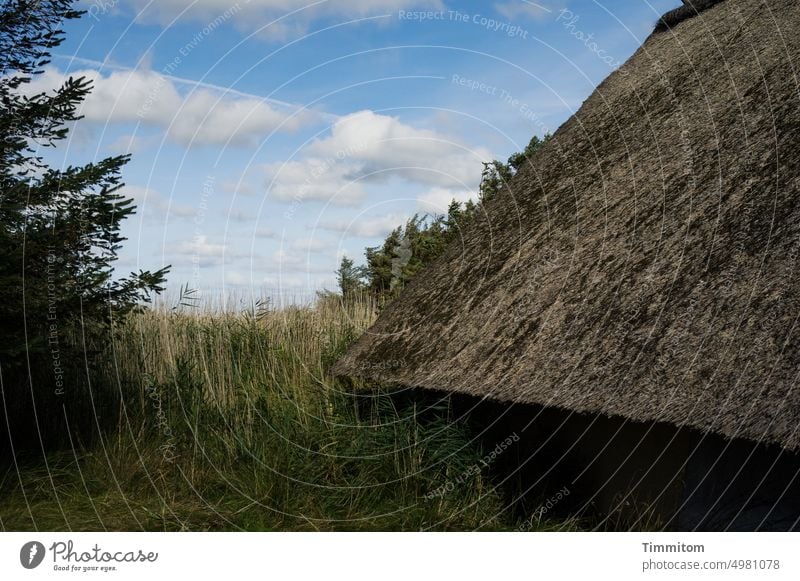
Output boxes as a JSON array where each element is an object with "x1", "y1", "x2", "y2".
[{"x1": 0, "y1": 294, "x2": 576, "y2": 531}]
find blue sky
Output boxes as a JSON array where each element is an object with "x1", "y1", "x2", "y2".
[{"x1": 39, "y1": 0, "x2": 679, "y2": 297}]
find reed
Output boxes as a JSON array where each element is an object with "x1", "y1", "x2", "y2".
[{"x1": 0, "y1": 292, "x2": 569, "y2": 531}]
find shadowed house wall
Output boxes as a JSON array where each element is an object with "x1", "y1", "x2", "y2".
[
  {"x1": 679, "y1": 436, "x2": 800, "y2": 531},
  {"x1": 452, "y1": 394, "x2": 800, "y2": 530}
]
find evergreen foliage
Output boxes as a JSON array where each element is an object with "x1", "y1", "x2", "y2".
[{"x1": 0, "y1": 0, "x2": 168, "y2": 455}]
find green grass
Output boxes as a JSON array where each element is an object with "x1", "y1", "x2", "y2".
[{"x1": 0, "y1": 294, "x2": 575, "y2": 531}]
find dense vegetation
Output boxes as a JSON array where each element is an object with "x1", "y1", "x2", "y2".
[
  {"x1": 0, "y1": 0, "x2": 168, "y2": 457},
  {"x1": 338, "y1": 135, "x2": 550, "y2": 302},
  {"x1": 0, "y1": 296, "x2": 578, "y2": 531}
]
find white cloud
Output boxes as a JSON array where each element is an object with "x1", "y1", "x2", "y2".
[
  {"x1": 168, "y1": 203, "x2": 199, "y2": 219},
  {"x1": 266, "y1": 110, "x2": 491, "y2": 206},
  {"x1": 224, "y1": 270, "x2": 249, "y2": 286},
  {"x1": 226, "y1": 209, "x2": 256, "y2": 223},
  {"x1": 108, "y1": 133, "x2": 158, "y2": 154},
  {"x1": 121, "y1": 185, "x2": 198, "y2": 220},
  {"x1": 270, "y1": 248, "x2": 335, "y2": 273},
  {"x1": 261, "y1": 274, "x2": 331, "y2": 290},
  {"x1": 175, "y1": 235, "x2": 226, "y2": 256},
  {"x1": 221, "y1": 180, "x2": 257, "y2": 196},
  {"x1": 172, "y1": 234, "x2": 262, "y2": 267},
  {"x1": 122, "y1": 185, "x2": 162, "y2": 209},
  {"x1": 417, "y1": 187, "x2": 476, "y2": 213},
  {"x1": 122, "y1": 0, "x2": 444, "y2": 39},
  {"x1": 265, "y1": 158, "x2": 366, "y2": 206},
  {"x1": 318, "y1": 213, "x2": 408, "y2": 239},
  {"x1": 23, "y1": 67, "x2": 175, "y2": 124},
  {"x1": 308, "y1": 110, "x2": 490, "y2": 187},
  {"x1": 24, "y1": 67, "x2": 313, "y2": 146},
  {"x1": 169, "y1": 89, "x2": 309, "y2": 146},
  {"x1": 289, "y1": 237, "x2": 330, "y2": 253},
  {"x1": 255, "y1": 228, "x2": 277, "y2": 239}
]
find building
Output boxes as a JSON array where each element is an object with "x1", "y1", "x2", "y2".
[{"x1": 334, "y1": 0, "x2": 800, "y2": 530}]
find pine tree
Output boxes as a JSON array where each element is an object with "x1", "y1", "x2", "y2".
[
  {"x1": 0, "y1": 0, "x2": 168, "y2": 454},
  {"x1": 336, "y1": 256, "x2": 364, "y2": 299}
]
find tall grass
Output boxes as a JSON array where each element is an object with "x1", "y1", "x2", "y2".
[{"x1": 0, "y1": 294, "x2": 543, "y2": 531}]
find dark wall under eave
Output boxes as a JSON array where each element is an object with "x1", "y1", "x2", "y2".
[
  {"x1": 679, "y1": 435, "x2": 800, "y2": 531},
  {"x1": 445, "y1": 393, "x2": 800, "y2": 531}
]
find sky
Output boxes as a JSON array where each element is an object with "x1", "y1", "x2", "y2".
[{"x1": 40, "y1": 0, "x2": 680, "y2": 299}]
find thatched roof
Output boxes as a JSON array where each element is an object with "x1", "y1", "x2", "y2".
[
  {"x1": 655, "y1": 1, "x2": 725, "y2": 33},
  {"x1": 334, "y1": 0, "x2": 800, "y2": 450}
]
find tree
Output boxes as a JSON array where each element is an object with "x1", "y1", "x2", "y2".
[
  {"x1": 0, "y1": 0, "x2": 169, "y2": 455},
  {"x1": 444, "y1": 199, "x2": 464, "y2": 234},
  {"x1": 336, "y1": 256, "x2": 364, "y2": 299},
  {"x1": 507, "y1": 134, "x2": 548, "y2": 172},
  {"x1": 350, "y1": 134, "x2": 553, "y2": 307},
  {"x1": 480, "y1": 135, "x2": 551, "y2": 204},
  {"x1": 478, "y1": 159, "x2": 513, "y2": 205}
]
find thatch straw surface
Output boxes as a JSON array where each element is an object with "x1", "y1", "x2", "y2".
[
  {"x1": 335, "y1": 0, "x2": 800, "y2": 449},
  {"x1": 655, "y1": 0, "x2": 726, "y2": 33}
]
